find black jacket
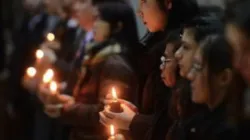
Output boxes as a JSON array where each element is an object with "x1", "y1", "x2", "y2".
[{"x1": 166, "y1": 105, "x2": 237, "y2": 140}]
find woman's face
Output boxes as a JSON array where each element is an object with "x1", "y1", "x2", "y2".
[
  {"x1": 187, "y1": 48, "x2": 209, "y2": 104},
  {"x1": 175, "y1": 28, "x2": 199, "y2": 78},
  {"x1": 73, "y1": 0, "x2": 96, "y2": 30},
  {"x1": 160, "y1": 43, "x2": 178, "y2": 87},
  {"x1": 225, "y1": 23, "x2": 250, "y2": 84},
  {"x1": 93, "y1": 19, "x2": 111, "y2": 42},
  {"x1": 137, "y1": 0, "x2": 167, "y2": 32}
]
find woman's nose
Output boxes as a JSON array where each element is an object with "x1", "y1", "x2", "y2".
[{"x1": 175, "y1": 48, "x2": 182, "y2": 60}]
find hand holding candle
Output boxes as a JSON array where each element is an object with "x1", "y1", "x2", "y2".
[{"x1": 109, "y1": 87, "x2": 123, "y2": 113}]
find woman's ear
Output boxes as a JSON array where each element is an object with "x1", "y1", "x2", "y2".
[{"x1": 219, "y1": 68, "x2": 233, "y2": 87}]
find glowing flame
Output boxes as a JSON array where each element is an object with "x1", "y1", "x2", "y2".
[
  {"x1": 47, "y1": 33, "x2": 55, "y2": 41},
  {"x1": 49, "y1": 81, "x2": 57, "y2": 94},
  {"x1": 26, "y1": 67, "x2": 37, "y2": 77},
  {"x1": 42, "y1": 69, "x2": 54, "y2": 83},
  {"x1": 110, "y1": 125, "x2": 115, "y2": 136},
  {"x1": 112, "y1": 87, "x2": 118, "y2": 100},
  {"x1": 36, "y1": 49, "x2": 44, "y2": 59}
]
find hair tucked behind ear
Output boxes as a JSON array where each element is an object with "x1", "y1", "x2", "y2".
[{"x1": 200, "y1": 34, "x2": 233, "y2": 107}]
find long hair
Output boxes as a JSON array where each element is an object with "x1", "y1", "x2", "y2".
[{"x1": 97, "y1": 2, "x2": 139, "y2": 49}]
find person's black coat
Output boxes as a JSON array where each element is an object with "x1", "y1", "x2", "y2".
[{"x1": 166, "y1": 105, "x2": 237, "y2": 140}]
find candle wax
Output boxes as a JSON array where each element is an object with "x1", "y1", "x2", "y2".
[{"x1": 110, "y1": 100, "x2": 123, "y2": 113}]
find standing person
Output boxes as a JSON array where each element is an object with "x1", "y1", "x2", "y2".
[
  {"x1": 99, "y1": 0, "x2": 199, "y2": 139},
  {"x1": 223, "y1": 0, "x2": 250, "y2": 139},
  {"x1": 186, "y1": 35, "x2": 241, "y2": 140},
  {"x1": 7, "y1": 0, "x2": 49, "y2": 140},
  {"x1": 38, "y1": 1, "x2": 136, "y2": 140}
]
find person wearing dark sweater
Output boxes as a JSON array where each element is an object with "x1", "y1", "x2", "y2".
[{"x1": 99, "y1": 0, "x2": 199, "y2": 139}]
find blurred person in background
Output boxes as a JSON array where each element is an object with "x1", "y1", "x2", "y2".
[
  {"x1": 224, "y1": 0, "x2": 250, "y2": 139},
  {"x1": 98, "y1": 0, "x2": 199, "y2": 139},
  {"x1": 6, "y1": 0, "x2": 49, "y2": 140}
]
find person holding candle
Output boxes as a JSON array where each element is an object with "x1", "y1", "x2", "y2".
[
  {"x1": 39, "y1": 1, "x2": 138, "y2": 140},
  {"x1": 99, "y1": 0, "x2": 199, "y2": 139}
]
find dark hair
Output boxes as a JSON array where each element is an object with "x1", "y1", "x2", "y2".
[
  {"x1": 224, "y1": 0, "x2": 250, "y2": 37},
  {"x1": 200, "y1": 34, "x2": 233, "y2": 104},
  {"x1": 184, "y1": 14, "x2": 223, "y2": 43},
  {"x1": 157, "y1": 0, "x2": 199, "y2": 29},
  {"x1": 97, "y1": 2, "x2": 139, "y2": 48},
  {"x1": 166, "y1": 29, "x2": 205, "y2": 119},
  {"x1": 91, "y1": 0, "x2": 126, "y2": 5}
]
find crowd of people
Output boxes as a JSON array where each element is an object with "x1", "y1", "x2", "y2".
[{"x1": 2, "y1": 0, "x2": 250, "y2": 140}]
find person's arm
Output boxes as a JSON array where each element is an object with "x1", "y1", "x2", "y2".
[
  {"x1": 59, "y1": 55, "x2": 137, "y2": 126},
  {"x1": 129, "y1": 114, "x2": 153, "y2": 140}
]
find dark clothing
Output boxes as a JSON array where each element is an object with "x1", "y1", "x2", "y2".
[
  {"x1": 50, "y1": 19, "x2": 78, "y2": 82},
  {"x1": 7, "y1": 12, "x2": 49, "y2": 140},
  {"x1": 166, "y1": 105, "x2": 236, "y2": 140},
  {"x1": 129, "y1": 31, "x2": 171, "y2": 140},
  {"x1": 59, "y1": 41, "x2": 138, "y2": 140}
]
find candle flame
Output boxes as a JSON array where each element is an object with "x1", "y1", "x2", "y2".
[
  {"x1": 112, "y1": 87, "x2": 118, "y2": 100},
  {"x1": 36, "y1": 49, "x2": 44, "y2": 59},
  {"x1": 26, "y1": 67, "x2": 37, "y2": 77},
  {"x1": 49, "y1": 81, "x2": 57, "y2": 94},
  {"x1": 110, "y1": 125, "x2": 115, "y2": 136},
  {"x1": 43, "y1": 69, "x2": 54, "y2": 83},
  {"x1": 47, "y1": 33, "x2": 55, "y2": 41}
]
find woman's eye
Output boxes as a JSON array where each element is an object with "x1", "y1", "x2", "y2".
[{"x1": 182, "y1": 45, "x2": 189, "y2": 50}]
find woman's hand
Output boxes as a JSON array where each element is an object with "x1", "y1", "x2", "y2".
[
  {"x1": 99, "y1": 104, "x2": 136, "y2": 130},
  {"x1": 44, "y1": 94, "x2": 75, "y2": 118}
]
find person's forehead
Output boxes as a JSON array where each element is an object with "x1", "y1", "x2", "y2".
[{"x1": 182, "y1": 28, "x2": 196, "y2": 44}]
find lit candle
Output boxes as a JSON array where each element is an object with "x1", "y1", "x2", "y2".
[
  {"x1": 47, "y1": 33, "x2": 55, "y2": 42},
  {"x1": 49, "y1": 81, "x2": 58, "y2": 95},
  {"x1": 42, "y1": 69, "x2": 54, "y2": 84},
  {"x1": 109, "y1": 87, "x2": 123, "y2": 113},
  {"x1": 26, "y1": 67, "x2": 37, "y2": 78},
  {"x1": 36, "y1": 49, "x2": 44, "y2": 60},
  {"x1": 108, "y1": 125, "x2": 124, "y2": 140}
]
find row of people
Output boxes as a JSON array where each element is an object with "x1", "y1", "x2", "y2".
[{"x1": 5, "y1": 0, "x2": 250, "y2": 140}]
